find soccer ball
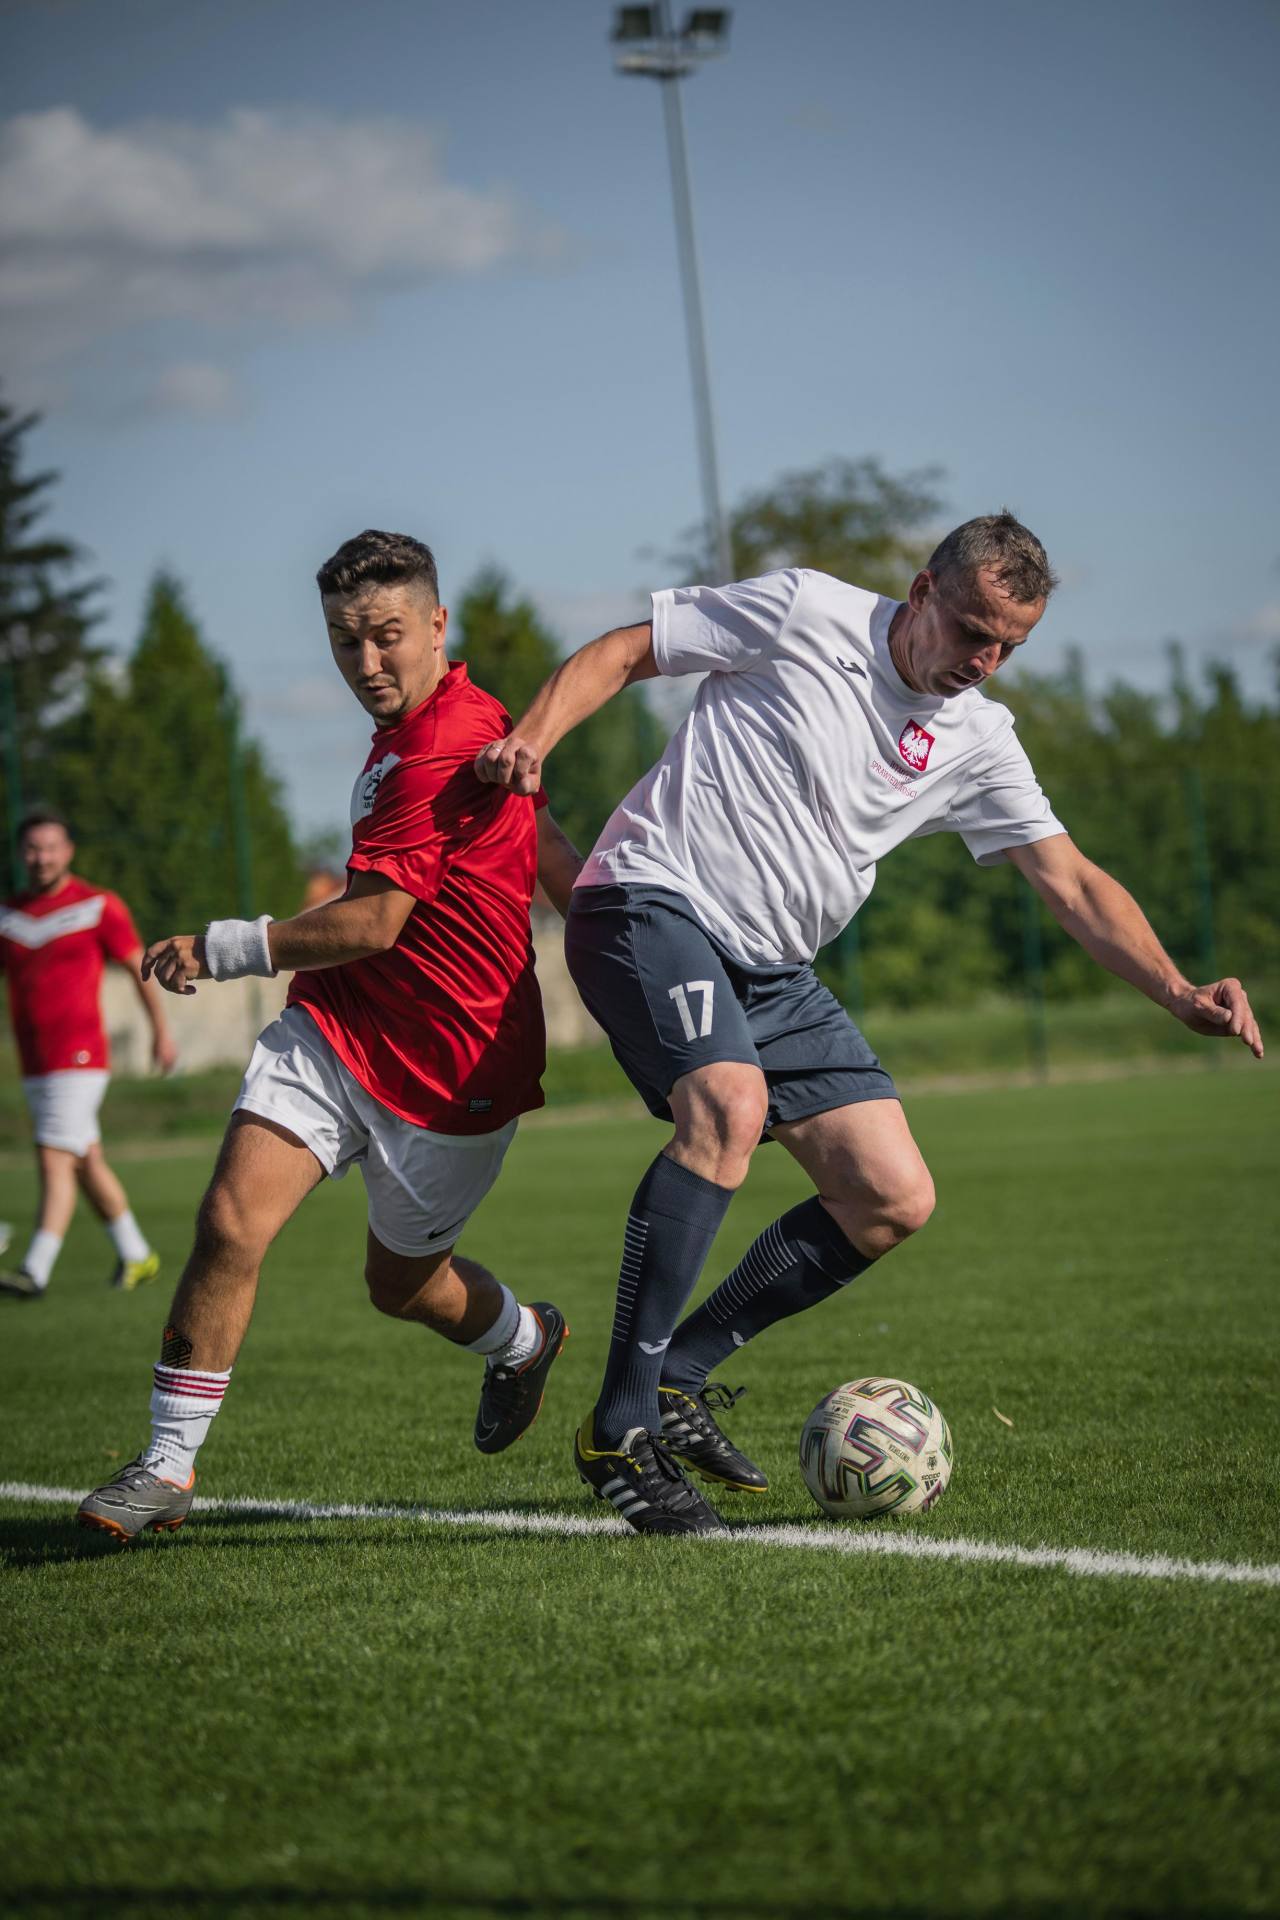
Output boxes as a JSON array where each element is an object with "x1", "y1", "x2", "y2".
[{"x1": 799, "y1": 1377, "x2": 953, "y2": 1520}]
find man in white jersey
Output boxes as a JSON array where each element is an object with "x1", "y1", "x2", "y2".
[{"x1": 476, "y1": 512, "x2": 1264, "y2": 1536}]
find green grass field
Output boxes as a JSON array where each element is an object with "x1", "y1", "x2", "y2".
[{"x1": 2, "y1": 1068, "x2": 1278, "y2": 1919}]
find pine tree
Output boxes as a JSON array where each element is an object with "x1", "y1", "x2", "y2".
[
  {"x1": 454, "y1": 567, "x2": 663, "y2": 859},
  {"x1": 0, "y1": 393, "x2": 104, "y2": 875},
  {"x1": 50, "y1": 573, "x2": 301, "y2": 940},
  {"x1": 453, "y1": 566, "x2": 560, "y2": 724}
]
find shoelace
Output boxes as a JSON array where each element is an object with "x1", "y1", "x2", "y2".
[
  {"x1": 111, "y1": 1457, "x2": 160, "y2": 1490},
  {"x1": 701, "y1": 1382, "x2": 746, "y2": 1416},
  {"x1": 635, "y1": 1432, "x2": 707, "y2": 1513},
  {"x1": 685, "y1": 1383, "x2": 746, "y2": 1456},
  {"x1": 486, "y1": 1362, "x2": 535, "y2": 1401},
  {"x1": 486, "y1": 1324, "x2": 550, "y2": 1394}
]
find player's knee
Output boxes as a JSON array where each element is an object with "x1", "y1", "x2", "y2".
[
  {"x1": 365, "y1": 1264, "x2": 416, "y2": 1318},
  {"x1": 677, "y1": 1080, "x2": 768, "y2": 1179},
  {"x1": 879, "y1": 1169, "x2": 936, "y2": 1244},
  {"x1": 195, "y1": 1180, "x2": 269, "y2": 1267},
  {"x1": 718, "y1": 1082, "x2": 769, "y2": 1156}
]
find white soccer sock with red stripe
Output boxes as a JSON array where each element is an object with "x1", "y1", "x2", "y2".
[{"x1": 142, "y1": 1363, "x2": 232, "y2": 1485}]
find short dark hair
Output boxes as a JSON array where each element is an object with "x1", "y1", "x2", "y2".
[
  {"x1": 315, "y1": 529, "x2": 440, "y2": 603},
  {"x1": 926, "y1": 510, "x2": 1057, "y2": 605},
  {"x1": 18, "y1": 807, "x2": 73, "y2": 843}
]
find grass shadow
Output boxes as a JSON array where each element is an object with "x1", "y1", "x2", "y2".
[
  {"x1": 0, "y1": 1508, "x2": 631, "y2": 1569},
  {"x1": 3, "y1": 1888, "x2": 1217, "y2": 1920}
]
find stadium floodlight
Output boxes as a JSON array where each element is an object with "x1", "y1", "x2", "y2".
[
  {"x1": 613, "y1": 6, "x2": 659, "y2": 42},
  {"x1": 684, "y1": 11, "x2": 730, "y2": 50},
  {"x1": 610, "y1": 2, "x2": 734, "y2": 583}
]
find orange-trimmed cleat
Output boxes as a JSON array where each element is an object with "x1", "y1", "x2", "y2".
[
  {"x1": 474, "y1": 1302, "x2": 569, "y2": 1454},
  {"x1": 77, "y1": 1459, "x2": 195, "y2": 1541}
]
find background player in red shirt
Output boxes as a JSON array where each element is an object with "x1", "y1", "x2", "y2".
[
  {"x1": 78, "y1": 530, "x2": 582, "y2": 1540},
  {"x1": 0, "y1": 811, "x2": 177, "y2": 1299}
]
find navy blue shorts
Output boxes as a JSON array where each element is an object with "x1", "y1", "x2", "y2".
[{"x1": 564, "y1": 885, "x2": 897, "y2": 1130}]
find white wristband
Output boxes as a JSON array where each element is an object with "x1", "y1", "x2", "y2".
[{"x1": 204, "y1": 915, "x2": 276, "y2": 981}]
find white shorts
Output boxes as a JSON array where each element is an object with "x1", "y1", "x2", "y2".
[
  {"x1": 23, "y1": 1070, "x2": 110, "y2": 1156},
  {"x1": 235, "y1": 1005, "x2": 517, "y2": 1259}
]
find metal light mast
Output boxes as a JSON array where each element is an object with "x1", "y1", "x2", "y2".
[{"x1": 612, "y1": 6, "x2": 734, "y2": 584}]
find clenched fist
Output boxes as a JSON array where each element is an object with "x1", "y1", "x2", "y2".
[{"x1": 474, "y1": 735, "x2": 543, "y2": 796}]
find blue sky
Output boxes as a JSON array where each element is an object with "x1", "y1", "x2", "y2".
[{"x1": 4, "y1": 0, "x2": 1278, "y2": 836}]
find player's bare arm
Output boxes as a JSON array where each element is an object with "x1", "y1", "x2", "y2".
[
  {"x1": 1006, "y1": 835, "x2": 1263, "y2": 1058},
  {"x1": 124, "y1": 948, "x2": 179, "y2": 1072},
  {"x1": 535, "y1": 812, "x2": 583, "y2": 919},
  {"x1": 473, "y1": 622, "x2": 657, "y2": 794},
  {"x1": 143, "y1": 871, "x2": 416, "y2": 996}
]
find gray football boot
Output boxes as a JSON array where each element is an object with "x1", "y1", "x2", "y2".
[
  {"x1": 77, "y1": 1458, "x2": 196, "y2": 1541},
  {"x1": 0, "y1": 1267, "x2": 44, "y2": 1300}
]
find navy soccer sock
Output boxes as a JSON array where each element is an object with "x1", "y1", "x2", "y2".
[
  {"x1": 661, "y1": 1196, "x2": 871, "y2": 1391},
  {"x1": 593, "y1": 1153, "x2": 735, "y2": 1448}
]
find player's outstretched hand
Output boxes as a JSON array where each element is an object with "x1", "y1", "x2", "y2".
[
  {"x1": 474, "y1": 735, "x2": 542, "y2": 796},
  {"x1": 153, "y1": 1028, "x2": 180, "y2": 1073},
  {"x1": 1169, "y1": 978, "x2": 1264, "y2": 1058},
  {"x1": 143, "y1": 934, "x2": 208, "y2": 997}
]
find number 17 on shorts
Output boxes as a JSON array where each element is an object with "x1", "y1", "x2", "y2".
[{"x1": 668, "y1": 979, "x2": 714, "y2": 1042}]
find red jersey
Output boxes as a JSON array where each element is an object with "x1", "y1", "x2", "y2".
[
  {"x1": 0, "y1": 875, "x2": 141, "y2": 1076},
  {"x1": 289, "y1": 662, "x2": 546, "y2": 1133}
]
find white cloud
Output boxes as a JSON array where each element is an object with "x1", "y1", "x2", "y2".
[
  {"x1": 142, "y1": 360, "x2": 245, "y2": 418},
  {"x1": 0, "y1": 105, "x2": 559, "y2": 383},
  {"x1": 1231, "y1": 601, "x2": 1280, "y2": 649}
]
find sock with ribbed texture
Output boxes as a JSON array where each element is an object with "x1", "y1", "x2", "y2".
[
  {"x1": 593, "y1": 1153, "x2": 735, "y2": 1447},
  {"x1": 662, "y1": 1196, "x2": 871, "y2": 1390}
]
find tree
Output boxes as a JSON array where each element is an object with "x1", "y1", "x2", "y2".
[
  {"x1": 452, "y1": 565, "x2": 560, "y2": 722},
  {"x1": 814, "y1": 645, "x2": 1280, "y2": 1012},
  {"x1": 48, "y1": 573, "x2": 302, "y2": 939},
  {"x1": 454, "y1": 567, "x2": 664, "y2": 860},
  {"x1": 0, "y1": 394, "x2": 105, "y2": 874},
  {"x1": 673, "y1": 456, "x2": 944, "y2": 595}
]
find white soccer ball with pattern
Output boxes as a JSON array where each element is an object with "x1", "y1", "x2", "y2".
[{"x1": 799, "y1": 1377, "x2": 954, "y2": 1519}]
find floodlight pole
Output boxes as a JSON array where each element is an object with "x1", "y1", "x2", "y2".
[
  {"x1": 618, "y1": 4, "x2": 734, "y2": 584},
  {"x1": 658, "y1": 35, "x2": 733, "y2": 585}
]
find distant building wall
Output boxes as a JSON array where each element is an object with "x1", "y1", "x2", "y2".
[{"x1": 100, "y1": 913, "x2": 600, "y2": 1076}]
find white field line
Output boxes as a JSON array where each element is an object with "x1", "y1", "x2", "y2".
[{"x1": 3, "y1": 1480, "x2": 1279, "y2": 1590}]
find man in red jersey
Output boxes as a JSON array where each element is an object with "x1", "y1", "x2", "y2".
[
  {"x1": 0, "y1": 811, "x2": 177, "y2": 1299},
  {"x1": 78, "y1": 531, "x2": 582, "y2": 1540}
]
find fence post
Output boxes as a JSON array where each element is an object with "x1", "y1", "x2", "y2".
[{"x1": 1020, "y1": 882, "x2": 1049, "y2": 1081}]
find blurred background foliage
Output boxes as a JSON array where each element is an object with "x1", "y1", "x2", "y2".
[
  {"x1": 2, "y1": 393, "x2": 1276, "y2": 1014},
  {"x1": 453, "y1": 564, "x2": 665, "y2": 859}
]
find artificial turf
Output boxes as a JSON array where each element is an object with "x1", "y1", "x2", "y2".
[{"x1": 1, "y1": 1068, "x2": 1277, "y2": 1919}]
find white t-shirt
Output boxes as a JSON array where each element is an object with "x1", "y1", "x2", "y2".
[{"x1": 575, "y1": 568, "x2": 1065, "y2": 967}]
